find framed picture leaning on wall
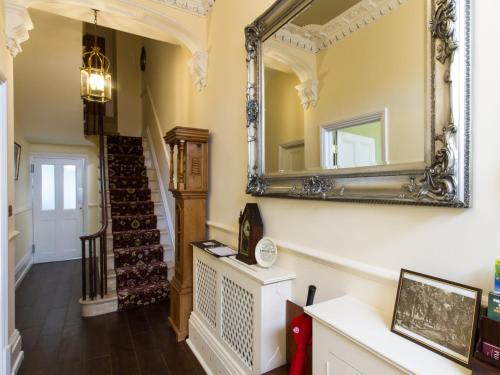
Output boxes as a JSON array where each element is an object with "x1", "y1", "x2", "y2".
[
  {"x1": 391, "y1": 269, "x2": 482, "y2": 368},
  {"x1": 14, "y1": 142, "x2": 21, "y2": 181}
]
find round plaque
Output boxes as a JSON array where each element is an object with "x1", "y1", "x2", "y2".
[{"x1": 255, "y1": 237, "x2": 278, "y2": 268}]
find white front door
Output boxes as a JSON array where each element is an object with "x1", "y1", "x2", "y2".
[
  {"x1": 337, "y1": 131, "x2": 376, "y2": 168},
  {"x1": 32, "y1": 156, "x2": 85, "y2": 263}
]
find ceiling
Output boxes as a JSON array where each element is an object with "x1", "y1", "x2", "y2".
[{"x1": 292, "y1": 0, "x2": 362, "y2": 27}]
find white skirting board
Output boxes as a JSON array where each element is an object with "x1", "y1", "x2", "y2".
[
  {"x1": 14, "y1": 250, "x2": 33, "y2": 289},
  {"x1": 9, "y1": 330, "x2": 23, "y2": 375}
]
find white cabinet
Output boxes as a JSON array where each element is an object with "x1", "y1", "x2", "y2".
[
  {"x1": 304, "y1": 296, "x2": 471, "y2": 375},
  {"x1": 187, "y1": 245, "x2": 296, "y2": 375}
]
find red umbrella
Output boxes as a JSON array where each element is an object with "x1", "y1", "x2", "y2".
[{"x1": 290, "y1": 285, "x2": 316, "y2": 375}]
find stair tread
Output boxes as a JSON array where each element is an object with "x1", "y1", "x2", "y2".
[
  {"x1": 104, "y1": 201, "x2": 161, "y2": 207},
  {"x1": 112, "y1": 228, "x2": 160, "y2": 234},
  {"x1": 111, "y1": 214, "x2": 158, "y2": 220},
  {"x1": 108, "y1": 176, "x2": 149, "y2": 180},
  {"x1": 115, "y1": 260, "x2": 167, "y2": 273},
  {"x1": 107, "y1": 228, "x2": 167, "y2": 238},
  {"x1": 117, "y1": 280, "x2": 169, "y2": 294},
  {"x1": 102, "y1": 177, "x2": 155, "y2": 181},
  {"x1": 110, "y1": 215, "x2": 165, "y2": 221},
  {"x1": 113, "y1": 243, "x2": 164, "y2": 252},
  {"x1": 116, "y1": 281, "x2": 170, "y2": 311},
  {"x1": 106, "y1": 152, "x2": 144, "y2": 156},
  {"x1": 109, "y1": 187, "x2": 151, "y2": 191}
]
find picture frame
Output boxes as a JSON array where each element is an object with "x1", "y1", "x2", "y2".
[
  {"x1": 391, "y1": 269, "x2": 482, "y2": 368},
  {"x1": 14, "y1": 142, "x2": 21, "y2": 181}
]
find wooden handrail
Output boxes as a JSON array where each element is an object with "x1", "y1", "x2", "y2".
[{"x1": 80, "y1": 103, "x2": 109, "y2": 300}]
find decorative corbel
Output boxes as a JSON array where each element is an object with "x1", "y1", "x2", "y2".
[
  {"x1": 295, "y1": 79, "x2": 318, "y2": 110},
  {"x1": 188, "y1": 50, "x2": 208, "y2": 91},
  {"x1": 5, "y1": 3, "x2": 33, "y2": 57}
]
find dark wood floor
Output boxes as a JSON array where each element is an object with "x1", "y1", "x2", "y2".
[{"x1": 16, "y1": 260, "x2": 205, "y2": 375}]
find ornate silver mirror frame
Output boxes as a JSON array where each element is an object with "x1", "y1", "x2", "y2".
[{"x1": 245, "y1": 0, "x2": 471, "y2": 207}]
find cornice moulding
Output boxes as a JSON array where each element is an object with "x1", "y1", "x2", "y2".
[
  {"x1": 273, "y1": 0, "x2": 409, "y2": 54},
  {"x1": 151, "y1": 0, "x2": 215, "y2": 16}
]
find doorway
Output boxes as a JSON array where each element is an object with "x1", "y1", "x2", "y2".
[
  {"x1": 278, "y1": 140, "x2": 305, "y2": 172},
  {"x1": 31, "y1": 155, "x2": 86, "y2": 263}
]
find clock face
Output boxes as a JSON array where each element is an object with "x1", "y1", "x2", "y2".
[
  {"x1": 239, "y1": 219, "x2": 251, "y2": 256},
  {"x1": 243, "y1": 220, "x2": 250, "y2": 237},
  {"x1": 255, "y1": 237, "x2": 277, "y2": 268}
]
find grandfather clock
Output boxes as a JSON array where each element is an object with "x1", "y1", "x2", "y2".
[{"x1": 164, "y1": 126, "x2": 209, "y2": 341}]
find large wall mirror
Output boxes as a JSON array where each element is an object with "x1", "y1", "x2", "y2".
[{"x1": 245, "y1": 0, "x2": 471, "y2": 207}]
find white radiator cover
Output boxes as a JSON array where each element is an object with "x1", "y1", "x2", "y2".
[{"x1": 188, "y1": 245, "x2": 296, "y2": 375}]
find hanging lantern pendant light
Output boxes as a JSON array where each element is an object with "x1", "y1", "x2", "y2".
[{"x1": 80, "y1": 9, "x2": 112, "y2": 103}]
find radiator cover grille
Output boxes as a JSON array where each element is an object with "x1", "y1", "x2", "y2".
[
  {"x1": 195, "y1": 259, "x2": 217, "y2": 328},
  {"x1": 221, "y1": 276, "x2": 254, "y2": 369}
]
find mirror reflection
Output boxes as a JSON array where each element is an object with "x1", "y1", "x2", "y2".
[{"x1": 263, "y1": 0, "x2": 427, "y2": 174}]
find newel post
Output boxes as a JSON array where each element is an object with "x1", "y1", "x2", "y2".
[{"x1": 164, "y1": 127, "x2": 209, "y2": 341}]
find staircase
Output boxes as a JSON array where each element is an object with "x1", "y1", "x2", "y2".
[{"x1": 105, "y1": 135, "x2": 171, "y2": 311}]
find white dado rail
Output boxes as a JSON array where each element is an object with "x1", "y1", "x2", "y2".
[
  {"x1": 305, "y1": 296, "x2": 470, "y2": 375},
  {"x1": 206, "y1": 221, "x2": 490, "y2": 308},
  {"x1": 206, "y1": 221, "x2": 400, "y2": 282},
  {"x1": 187, "y1": 245, "x2": 296, "y2": 375}
]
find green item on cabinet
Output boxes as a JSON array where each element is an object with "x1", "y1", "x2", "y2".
[{"x1": 488, "y1": 291, "x2": 500, "y2": 322}]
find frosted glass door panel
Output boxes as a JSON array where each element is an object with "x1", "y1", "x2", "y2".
[
  {"x1": 63, "y1": 165, "x2": 77, "y2": 210},
  {"x1": 41, "y1": 164, "x2": 55, "y2": 211}
]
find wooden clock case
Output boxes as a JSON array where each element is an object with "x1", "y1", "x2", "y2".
[{"x1": 237, "y1": 203, "x2": 263, "y2": 265}]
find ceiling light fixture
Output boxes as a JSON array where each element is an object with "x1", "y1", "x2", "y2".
[{"x1": 80, "y1": 9, "x2": 112, "y2": 103}]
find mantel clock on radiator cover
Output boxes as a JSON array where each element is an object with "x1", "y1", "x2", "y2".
[{"x1": 164, "y1": 126, "x2": 209, "y2": 341}]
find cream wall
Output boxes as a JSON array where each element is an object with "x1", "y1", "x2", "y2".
[
  {"x1": 142, "y1": 38, "x2": 198, "y2": 128},
  {"x1": 14, "y1": 9, "x2": 88, "y2": 146},
  {"x1": 199, "y1": 0, "x2": 500, "y2": 314},
  {"x1": 116, "y1": 31, "x2": 143, "y2": 137},
  {"x1": 306, "y1": 0, "x2": 426, "y2": 169},
  {"x1": 265, "y1": 68, "x2": 304, "y2": 173}
]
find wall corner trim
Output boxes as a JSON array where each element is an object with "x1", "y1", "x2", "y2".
[
  {"x1": 14, "y1": 251, "x2": 33, "y2": 289},
  {"x1": 8, "y1": 231, "x2": 20, "y2": 242},
  {"x1": 13, "y1": 206, "x2": 31, "y2": 216},
  {"x1": 9, "y1": 329, "x2": 23, "y2": 375}
]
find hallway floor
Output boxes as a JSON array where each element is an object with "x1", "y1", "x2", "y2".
[{"x1": 16, "y1": 260, "x2": 205, "y2": 375}]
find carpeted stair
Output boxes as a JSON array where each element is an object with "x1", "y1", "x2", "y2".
[{"x1": 106, "y1": 135, "x2": 169, "y2": 311}]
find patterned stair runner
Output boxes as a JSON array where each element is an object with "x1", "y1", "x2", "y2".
[{"x1": 107, "y1": 135, "x2": 169, "y2": 310}]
